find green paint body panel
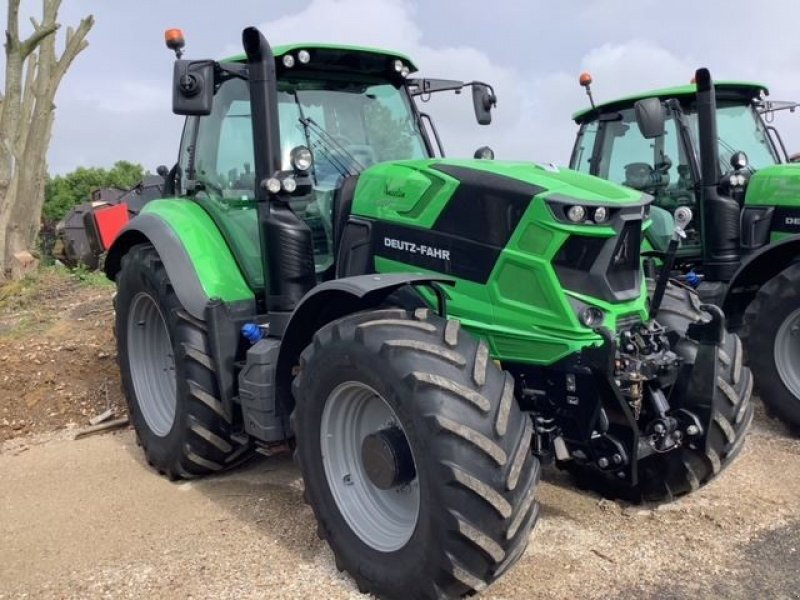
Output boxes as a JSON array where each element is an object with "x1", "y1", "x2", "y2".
[
  {"x1": 573, "y1": 80, "x2": 767, "y2": 122},
  {"x1": 141, "y1": 199, "x2": 255, "y2": 303},
  {"x1": 744, "y1": 163, "x2": 800, "y2": 206},
  {"x1": 224, "y1": 43, "x2": 417, "y2": 72},
  {"x1": 355, "y1": 159, "x2": 650, "y2": 365}
]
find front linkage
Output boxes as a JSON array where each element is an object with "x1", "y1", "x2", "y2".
[{"x1": 512, "y1": 299, "x2": 746, "y2": 499}]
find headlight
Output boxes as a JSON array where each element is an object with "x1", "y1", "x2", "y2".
[
  {"x1": 282, "y1": 54, "x2": 295, "y2": 68},
  {"x1": 265, "y1": 177, "x2": 282, "y2": 194},
  {"x1": 282, "y1": 177, "x2": 298, "y2": 193},
  {"x1": 593, "y1": 206, "x2": 608, "y2": 223},
  {"x1": 567, "y1": 205, "x2": 587, "y2": 223},
  {"x1": 297, "y1": 50, "x2": 311, "y2": 64},
  {"x1": 393, "y1": 59, "x2": 404, "y2": 72},
  {"x1": 579, "y1": 306, "x2": 605, "y2": 328},
  {"x1": 290, "y1": 145, "x2": 314, "y2": 172}
]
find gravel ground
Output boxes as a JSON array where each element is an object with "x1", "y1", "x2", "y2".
[
  {"x1": 1, "y1": 410, "x2": 798, "y2": 600},
  {"x1": 1, "y1": 270, "x2": 800, "y2": 598}
]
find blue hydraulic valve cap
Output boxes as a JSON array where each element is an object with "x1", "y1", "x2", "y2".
[
  {"x1": 685, "y1": 271, "x2": 701, "y2": 288},
  {"x1": 241, "y1": 322, "x2": 264, "y2": 344}
]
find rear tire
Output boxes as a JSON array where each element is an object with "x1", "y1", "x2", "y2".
[
  {"x1": 292, "y1": 308, "x2": 540, "y2": 599},
  {"x1": 742, "y1": 264, "x2": 800, "y2": 430},
  {"x1": 115, "y1": 244, "x2": 253, "y2": 479}
]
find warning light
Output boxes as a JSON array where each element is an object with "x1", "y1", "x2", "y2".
[
  {"x1": 579, "y1": 72, "x2": 593, "y2": 88},
  {"x1": 165, "y1": 28, "x2": 185, "y2": 58}
]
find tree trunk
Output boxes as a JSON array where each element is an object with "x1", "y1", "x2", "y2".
[{"x1": 0, "y1": 0, "x2": 92, "y2": 280}]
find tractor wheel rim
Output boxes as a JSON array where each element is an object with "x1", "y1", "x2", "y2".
[
  {"x1": 775, "y1": 307, "x2": 800, "y2": 401},
  {"x1": 127, "y1": 292, "x2": 177, "y2": 437},
  {"x1": 320, "y1": 381, "x2": 420, "y2": 552}
]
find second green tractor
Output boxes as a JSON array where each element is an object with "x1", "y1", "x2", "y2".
[
  {"x1": 106, "y1": 28, "x2": 753, "y2": 599},
  {"x1": 571, "y1": 68, "x2": 800, "y2": 430}
]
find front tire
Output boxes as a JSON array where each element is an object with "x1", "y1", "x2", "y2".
[
  {"x1": 116, "y1": 244, "x2": 253, "y2": 478},
  {"x1": 292, "y1": 308, "x2": 540, "y2": 599},
  {"x1": 743, "y1": 263, "x2": 800, "y2": 430}
]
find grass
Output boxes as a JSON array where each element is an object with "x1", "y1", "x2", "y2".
[
  {"x1": 0, "y1": 270, "x2": 46, "y2": 312},
  {"x1": 0, "y1": 265, "x2": 112, "y2": 313},
  {"x1": 71, "y1": 265, "x2": 114, "y2": 288}
]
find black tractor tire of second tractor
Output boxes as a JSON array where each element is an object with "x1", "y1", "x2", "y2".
[
  {"x1": 566, "y1": 281, "x2": 754, "y2": 502},
  {"x1": 742, "y1": 262, "x2": 800, "y2": 430},
  {"x1": 291, "y1": 307, "x2": 540, "y2": 599}
]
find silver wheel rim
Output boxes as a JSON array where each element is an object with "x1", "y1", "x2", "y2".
[
  {"x1": 127, "y1": 292, "x2": 177, "y2": 437},
  {"x1": 775, "y1": 307, "x2": 800, "y2": 400},
  {"x1": 320, "y1": 381, "x2": 420, "y2": 552}
]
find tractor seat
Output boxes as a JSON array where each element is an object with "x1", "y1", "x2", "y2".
[{"x1": 333, "y1": 174, "x2": 360, "y2": 253}]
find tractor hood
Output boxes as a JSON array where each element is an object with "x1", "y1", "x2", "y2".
[
  {"x1": 352, "y1": 158, "x2": 649, "y2": 225},
  {"x1": 745, "y1": 162, "x2": 800, "y2": 207}
]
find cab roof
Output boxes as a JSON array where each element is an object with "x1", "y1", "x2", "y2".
[
  {"x1": 572, "y1": 80, "x2": 768, "y2": 123},
  {"x1": 224, "y1": 43, "x2": 418, "y2": 73}
]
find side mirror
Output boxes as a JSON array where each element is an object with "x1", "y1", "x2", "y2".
[
  {"x1": 472, "y1": 83, "x2": 496, "y2": 125},
  {"x1": 172, "y1": 59, "x2": 215, "y2": 116},
  {"x1": 633, "y1": 97, "x2": 665, "y2": 139}
]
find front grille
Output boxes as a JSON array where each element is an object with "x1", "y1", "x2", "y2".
[
  {"x1": 553, "y1": 217, "x2": 643, "y2": 303},
  {"x1": 607, "y1": 221, "x2": 641, "y2": 292}
]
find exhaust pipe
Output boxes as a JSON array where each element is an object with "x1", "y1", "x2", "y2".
[
  {"x1": 695, "y1": 68, "x2": 741, "y2": 281},
  {"x1": 243, "y1": 27, "x2": 315, "y2": 314}
]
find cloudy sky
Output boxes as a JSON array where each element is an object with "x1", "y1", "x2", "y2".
[{"x1": 25, "y1": 0, "x2": 800, "y2": 175}]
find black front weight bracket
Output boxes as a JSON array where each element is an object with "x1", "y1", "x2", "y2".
[{"x1": 684, "y1": 304, "x2": 726, "y2": 451}]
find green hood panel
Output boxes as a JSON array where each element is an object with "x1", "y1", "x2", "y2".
[
  {"x1": 745, "y1": 163, "x2": 800, "y2": 207},
  {"x1": 352, "y1": 159, "x2": 646, "y2": 226},
  {"x1": 353, "y1": 159, "x2": 650, "y2": 365}
]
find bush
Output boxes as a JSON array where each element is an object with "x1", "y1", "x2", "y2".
[{"x1": 44, "y1": 160, "x2": 145, "y2": 223}]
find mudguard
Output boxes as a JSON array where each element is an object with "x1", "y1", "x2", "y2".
[
  {"x1": 105, "y1": 200, "x2": 255, "y2": 320},
  {"x1": 722, "y1": 234, "x2": 800, "y2": 319},
  {"x1": 275, "y1": 273, "x2": 454, "y2": 411}
]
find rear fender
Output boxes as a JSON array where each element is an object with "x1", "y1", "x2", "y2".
[
  {"x1": 722, "y1": 234, "x2": 800, "y2": 326},
  {"x1": 105, "y1": 200, "x2": 255, "y2": 320}
]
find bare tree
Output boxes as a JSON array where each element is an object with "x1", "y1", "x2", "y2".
[{"x1": 0, "y1": 0, "x2": 93, "y2": 280}]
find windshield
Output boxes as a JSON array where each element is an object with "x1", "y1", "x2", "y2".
[
  {"x1": 278, "y1": 79, "x2": 428, "y2": 184},
  {"x1": 190, "y1": 75, "x2": 429, "y2": 287},
  {"x1": 685, "y1": 102, "x2": 780, "y2": 170}
]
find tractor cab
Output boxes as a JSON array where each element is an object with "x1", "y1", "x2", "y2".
[
  {"x1": 166, "y1": 34, "x2": 496, "y2": 292},
  {"x1": 570, "y1": 76, "x2": 799, "y2": 258}
]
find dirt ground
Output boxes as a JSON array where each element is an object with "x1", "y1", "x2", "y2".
[{"x1": 1, "y1": 270, "x2": 799, "y2": 599}]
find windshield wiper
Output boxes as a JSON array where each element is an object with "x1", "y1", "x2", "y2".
[{"x1": 299, "y1": 116, "x2": 366, "y2": 177}]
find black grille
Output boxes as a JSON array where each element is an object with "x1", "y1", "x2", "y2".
[
  {"x1": 607, "y1": 221, "x2": 641, "y2": 292},
  {"x1": 554, "y1": 236, "x2": 607, "y2": 271},
  {"x1": 553, "y1": 217, "x2": 643, "y2": 303}
]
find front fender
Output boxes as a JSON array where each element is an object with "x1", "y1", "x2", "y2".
[
  {"x1": 275, "y1": 273, "x2": 454, "y2": 413},
  {"x1": 105, "y1": 200, "x2": 255, "y2": 320}
]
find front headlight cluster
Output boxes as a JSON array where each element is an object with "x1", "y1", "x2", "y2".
[{"x1": 565, "y1": 204, "x2": 610, "y2": 224}]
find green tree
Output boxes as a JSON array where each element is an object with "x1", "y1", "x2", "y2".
[{"x1": 44, "y1": 160, "x2": 145, "y2": 223}]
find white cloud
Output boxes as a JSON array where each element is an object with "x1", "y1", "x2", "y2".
[
  {"x1": 45, "y1": 0, "x2": 800, "y2": 175},
  {"x1": 80, "y1": 81, "x2": 169, "y2": 114}
]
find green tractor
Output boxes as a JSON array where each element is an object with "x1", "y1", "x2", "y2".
[
  {"x1": 571, "y1": 68, "x2": 800, "y2": 430},
  {"x1": 106, "y1": 28, "x2": 751, "y2": 599}
]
